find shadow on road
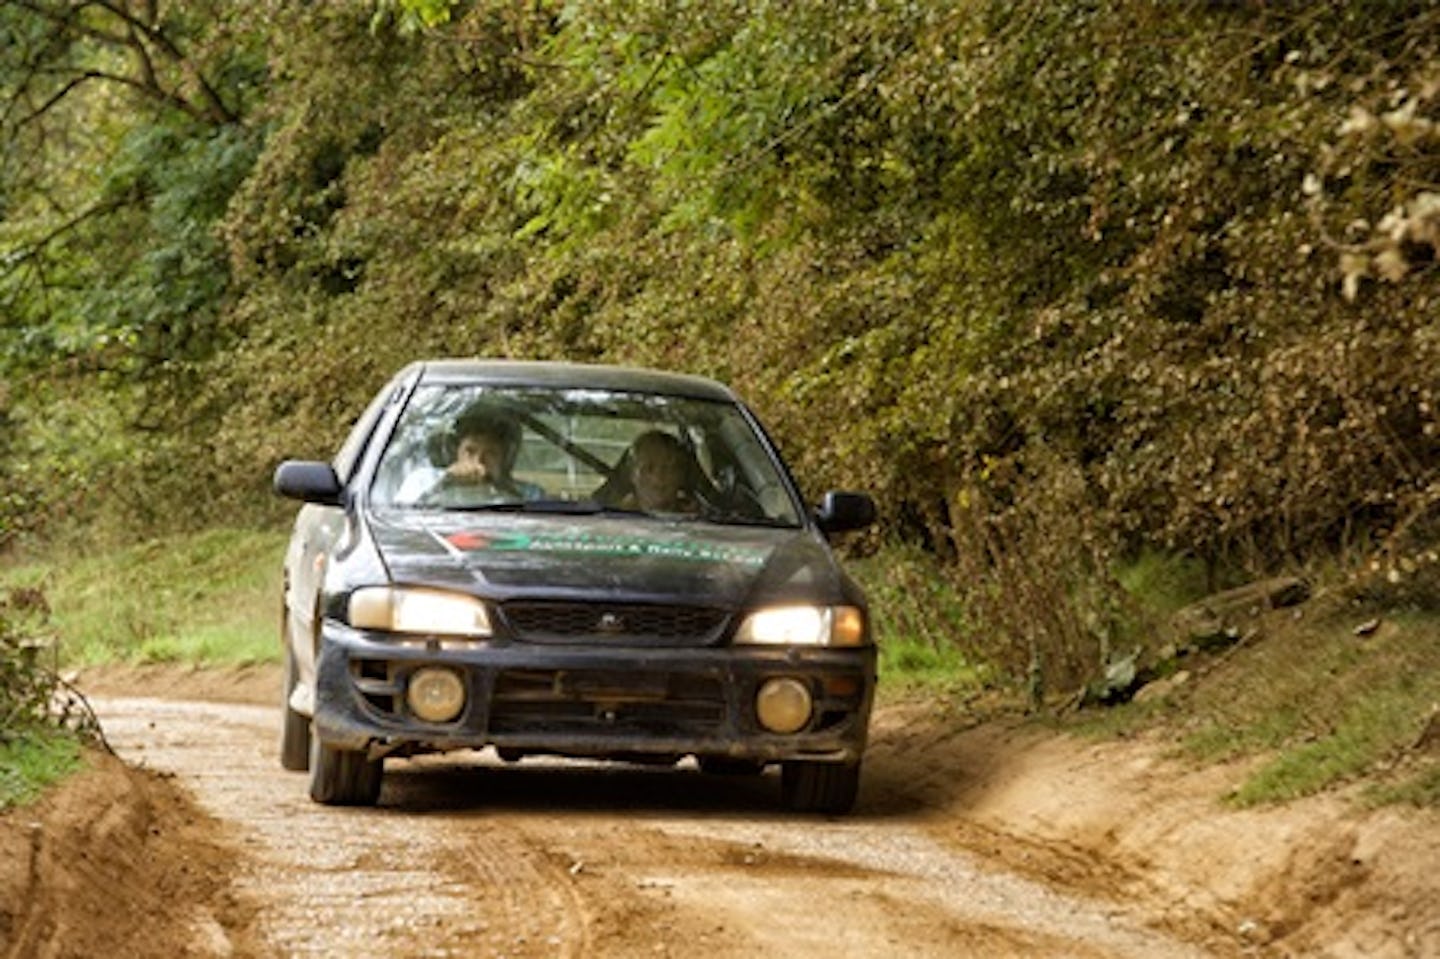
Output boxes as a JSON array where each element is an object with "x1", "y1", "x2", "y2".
[{"x1": 371, "y1": 742, "x2": 943, "y2": 820}]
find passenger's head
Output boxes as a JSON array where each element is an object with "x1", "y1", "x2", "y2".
[{"x1": 629, "y1": 431, "x2": 694, "y2": 512}]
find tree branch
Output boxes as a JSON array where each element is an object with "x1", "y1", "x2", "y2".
[
  {"x1": 87, "y1": 0, "x2": 239, "y2": 123},
  {"x1": 2, "y1": 0, "x2": 239, "y2": 124},
  {"x1": 1, "y1": 191, "x2": 148, "y2": 282},
  {"x1": 18, "y1": 68, "x2": 211, "y2": 125},
  {"x1": 126, "y1": 16, "x2": 162, "y2": 95}
]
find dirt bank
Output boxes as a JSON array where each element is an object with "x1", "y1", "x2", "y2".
[
  {"x1": 0, "y1": 748, "x2": 263, "y2": 958},
  {"x1": 870, "y1": 703, "x2": 1440, "y2": 957}
]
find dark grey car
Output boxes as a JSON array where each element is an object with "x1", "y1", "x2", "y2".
[{"x1": 274, "y1": 360, "x2": 876, "y2": 812}]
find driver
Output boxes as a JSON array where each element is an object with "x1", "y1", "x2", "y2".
[{"x1": 421, "y1": 405, "x2": 543, "y2": 506}]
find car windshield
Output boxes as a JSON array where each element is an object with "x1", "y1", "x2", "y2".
[{"x1": 369, "y1": 384, "x2": 803, "y2": 526}]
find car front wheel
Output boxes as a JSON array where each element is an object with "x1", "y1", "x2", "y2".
[
  {"x1": 279, "y1": 646, "x2": 311, "y2": 772},
  {"x1": 780, "y1": 760, "x2": 860, "y2": 814},
  {"x1": 308, "y1": 736, "x2": 383, "y2": 806}
]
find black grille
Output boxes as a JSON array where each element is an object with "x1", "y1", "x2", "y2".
[
  {"x1": 500, "y1": 601, "x2": 729, "y2": 646},
  {"x1": 488, "y1": 669, "x2": 726, "y2": 735}
]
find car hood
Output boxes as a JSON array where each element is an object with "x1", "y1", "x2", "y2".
[{"x1": 366, "y1": 511, "x2": 849, "y2": 608}]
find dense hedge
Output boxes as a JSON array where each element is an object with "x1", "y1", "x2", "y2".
[{"x1": 3, "y1": 1, "x2": 1437, "y2": 690}]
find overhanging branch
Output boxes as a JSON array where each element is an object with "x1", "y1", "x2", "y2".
[
  {"x1": 1, "y1": 190, "x2": 148, "y2": 282},
  {"x1": 1, "y1": 0, "x2": 239, "y2": 125}
]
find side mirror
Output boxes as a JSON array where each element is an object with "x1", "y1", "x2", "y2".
[
  {"x1": 814, "y1": 491, "x2": 876, "y2": 534},
  {"x1": 274, "y1": 461, "x2": 343, "y2": 506}
]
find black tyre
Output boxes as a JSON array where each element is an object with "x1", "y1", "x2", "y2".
[
  {"x1": 308, "y1": 736, "x2": 383, "y2": 806},
  {"x1": 780, "y1": 760, "x2": 861, "y2": 814},
  {"x1": 698, "y1": 757, "x2": 766, "y2": 777},
  {"x1": 279, "y1": 646, "x2": 311, "y2": 772}
]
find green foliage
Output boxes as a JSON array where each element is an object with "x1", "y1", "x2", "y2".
[
  {"x1": 0, "y1": 1, "x2": 269, "y2": 546},
  {"x1": 1227, "y1": 694, "x2": 1426, "y2": 805},
  {"x1": 0, "y1": 583, "x2": 89, "y2": 809},
  {"x1": 0, "y1": 586, "x2": 57, "y2": 734},
  {"x1": 3, "y1": 0, "x2": 1438, "y2": 704},
  {"x1": 382, "y1": 0, "x2": 464, "y2": 32},
  {"x1": 1115, "y1": 550, "x2": 1216, "y2": 618},
  {"x1": 1059, "y1": 603, "x2": 1440, "y2": 808},
  {"x1": 1366, "y1": 764, "x2": 1440, "y2": 808},
  {"x1": 877, "y1": 637, "x2": 984, "y2": 699},
  {"x1": 851, "y1": 541, "x2": 987, "y2": 694}
]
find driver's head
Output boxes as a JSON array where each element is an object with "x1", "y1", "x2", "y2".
[{"x1": 452, "y1": 408, "x2": 520, "y2": 478}]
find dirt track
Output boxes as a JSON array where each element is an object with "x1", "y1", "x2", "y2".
[
  {"x1": 18, "y1": 662, "x2": 1422, "y2": 958},
  {"x1": 91, "y1": 692, "x2": 1222, "y2": 958}
]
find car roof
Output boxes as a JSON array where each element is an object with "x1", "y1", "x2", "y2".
[{"x1": 409, "y1": 359, "x2": 741, "y2": 403}]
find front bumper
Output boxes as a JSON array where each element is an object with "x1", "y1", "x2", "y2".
[{"x1": 312, "y1": 622, "x2": 876, "y2": 764}]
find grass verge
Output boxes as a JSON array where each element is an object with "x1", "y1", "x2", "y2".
[
  {"x1": 1191, "y1": 609, "x2": 1440, "y2": 807},
  {"x1": 0, "y1": 732, "x2": 83, "y2": 810},
  {"x1": 0, "y1": 527, "x2": 285, "y2": 667},
  {"x1": 1065, "y1": 592, "x2": 1440, "y2": 809}
]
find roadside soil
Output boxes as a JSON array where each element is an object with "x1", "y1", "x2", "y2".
[{"x1": 4, "y1": 664, "x2": 1437, "y2": 958}]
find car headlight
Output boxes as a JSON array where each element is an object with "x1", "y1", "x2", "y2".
[
  {"x1": 734, "y1": 605, "x2": 866, "y2": 647},
  {"x1": 348, "y1": 586, "x2": 492, "y2": 638}
]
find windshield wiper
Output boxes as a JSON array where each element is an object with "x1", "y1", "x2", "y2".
[
  {"x1": 441, "y1": 499, "x2": 650, "y2": 516},
  {"x1": 439, "y1": 501, "x2": 531, "y2": 513},
  {"x1": 519, "y1": 499, "x2": 635, "y2": 515},
  {"x1": 694, "y1": 511, "x2": 798, "y2": 529}
]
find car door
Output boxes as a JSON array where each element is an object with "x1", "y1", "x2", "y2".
[{"x1": 282, "y1": 372, "x2": 413, "y2": 700}]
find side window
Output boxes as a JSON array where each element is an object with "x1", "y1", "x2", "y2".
[{"x1": 333, "y1": 382, "x2": 404, "y2": 483}]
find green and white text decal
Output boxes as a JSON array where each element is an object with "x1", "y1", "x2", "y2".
[{"x1": 445, "y1": 530, "x2": 768, "y2": 567}]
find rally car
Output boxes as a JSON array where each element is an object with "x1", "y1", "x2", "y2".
[{"x1": 274, "y1": 360, "x2": 876, "y2": 812}]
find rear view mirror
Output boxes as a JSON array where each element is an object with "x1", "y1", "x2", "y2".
[
  {"x1": 814, "y1": 491, "x2": 876, "y2": 534},
  {"x1": 274, "y1": 461, "x2": 343, "y2": 506}
]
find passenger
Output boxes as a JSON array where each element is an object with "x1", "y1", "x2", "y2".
[
  {"x1": 421, "y1": 405, "x2": 543, "y2": 506},
  {"x1": 622, "y1": 430, "x2": 705, "y2": 515}
]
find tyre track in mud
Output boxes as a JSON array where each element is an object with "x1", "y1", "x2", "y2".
[{"x1": 95, "y1": 696, "x2": 1223, "y2": 958}]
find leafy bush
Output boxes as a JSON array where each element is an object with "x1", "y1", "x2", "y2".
[
  {"x1": 0, "y1": 587, "x2": 55, "y2": 737},
  {"x1": 0, "y1": 584, "x2": 109, "y2": 767},
  {"x1": 851, "y1": 541, "x2": 988, "y2": 693}
]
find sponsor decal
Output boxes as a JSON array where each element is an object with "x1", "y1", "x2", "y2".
[
  {"x1": 443, "y1": 530, "x2": 768, "y2": 566},
  {"x1": 445, "y1": 530, "x2": 493, "y2": 551}
]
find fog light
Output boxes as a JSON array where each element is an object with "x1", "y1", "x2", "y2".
[
  {"x1": 407, "y1": 667, "x2": 466, "y2": 723},
  {"x1": 755, "y1": 677, "x2": 813, "y2": 734}
]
